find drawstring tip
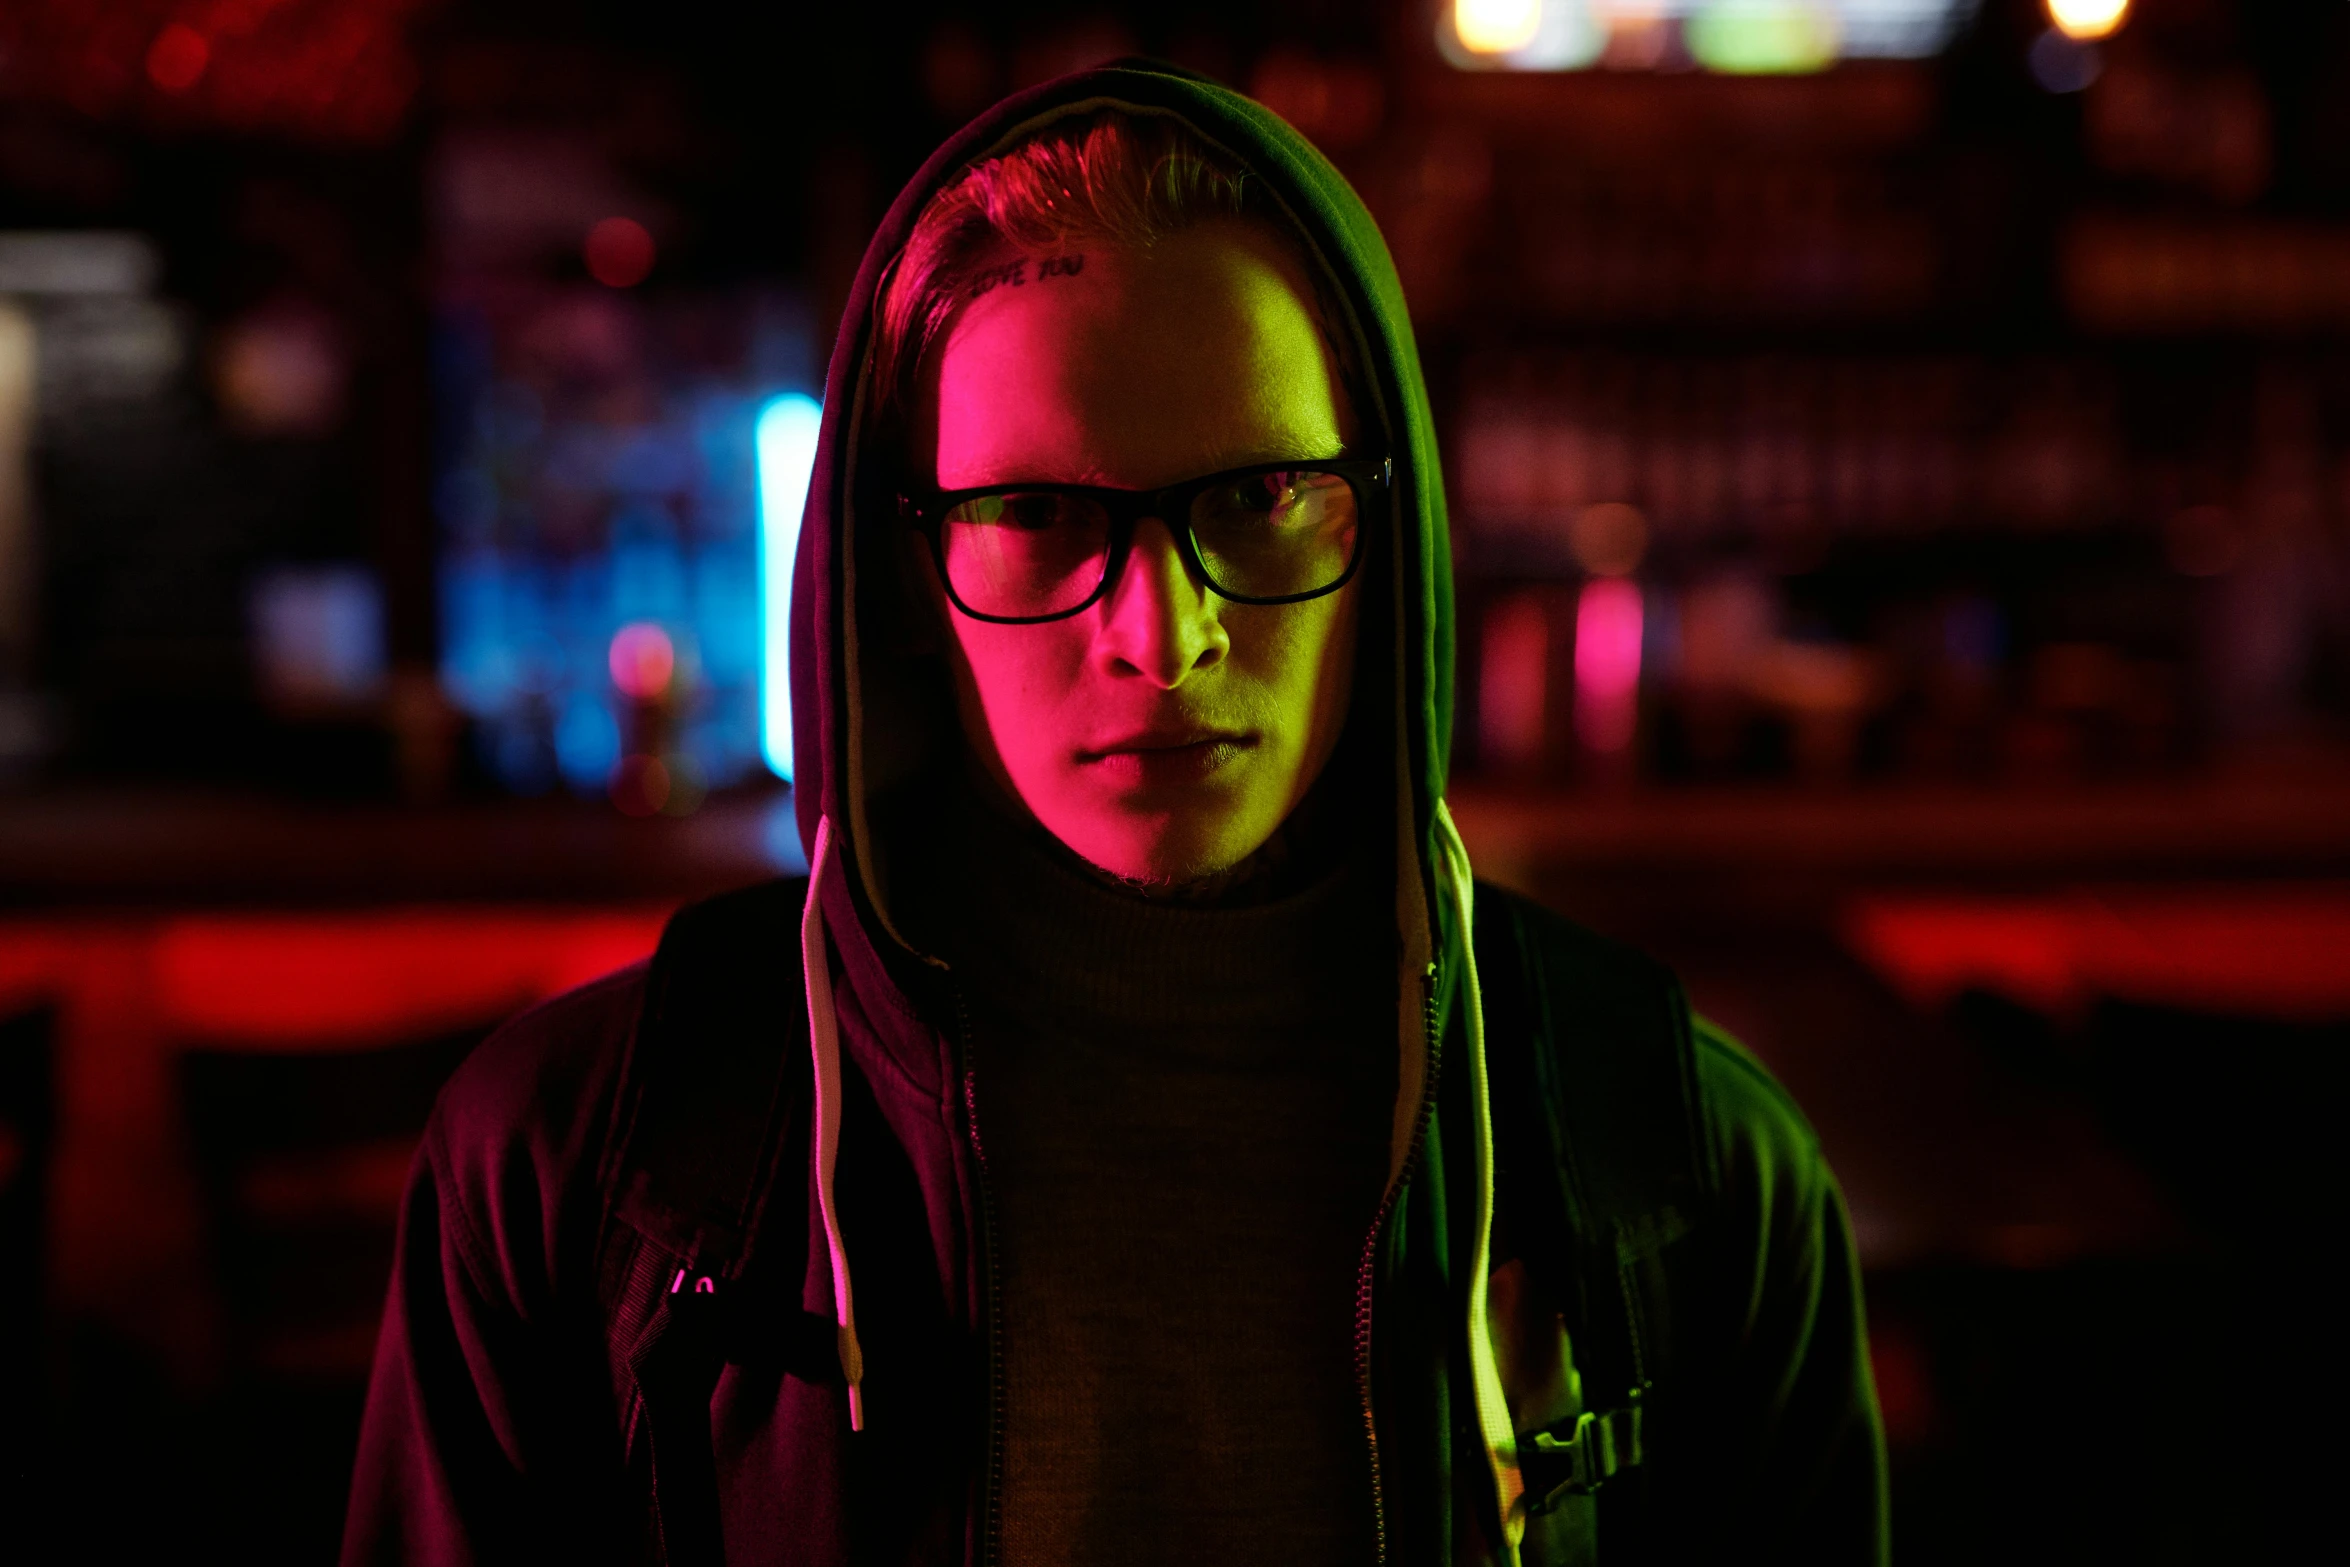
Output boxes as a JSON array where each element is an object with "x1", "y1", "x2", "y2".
[{"x1": 838, "y1": 1320, "x2": 866, "y2": 1432}]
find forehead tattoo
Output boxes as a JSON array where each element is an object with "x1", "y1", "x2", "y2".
[{"x1": 965, "y1": 252, "x2": 1087, "y2": 302}]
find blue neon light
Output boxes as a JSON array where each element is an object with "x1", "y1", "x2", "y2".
[{"x1": 756, "y1": 392, "x2": 822, "y2": 781}]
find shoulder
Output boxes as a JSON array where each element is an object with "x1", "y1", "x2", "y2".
[
  {"x1": 423, "y1": 962, "x2": 649, "y2": 1300},
  {"x1": 1474, "y1": 880, "x2": 1667, "y2": 982},
  {"x1": 657, "y1": 876, "x2": 810, "y2": 964},
  {"x1": 435, "y1": 961, "x2": 646, "y2": 1170},
  {"x1": 427, "y1": 875, "x2": 810, "y2": 1171},
  {"x1": 1688, "y1": 1017, "x2": 1832, "y2": 1226},
  {"x1": 1471, "y1": 880, "x2": 1679, "y2": 1043},
  {"x1": 1472, "y1": 881, "x2": 1829, "y2": 1212}
]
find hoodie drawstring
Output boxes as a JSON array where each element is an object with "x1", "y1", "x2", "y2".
[
  {"x1": 1433, "y1": 799, "x2": 1524, "y2": 1562},
  {"x1": 802, "y1": 815, "x2": 866, "y2": 1431},
  {"x1": 805, "y1": 801, "x2": 1503, "y2": 1479}
]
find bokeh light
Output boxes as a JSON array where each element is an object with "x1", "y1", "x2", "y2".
[
  {"x1": 584, "y1": 217, "x2": 656, "y2": 288},
  {"x1": 607, "y1": 622, "x2": 676, "y2": 700},
  {"x1": 2028, "y1": 28, "x2": 2103, "y2": 93},
  {"x1": 609, "y1": 752, "x2": 670, "y2": 816},
  {"x1": 1686, "y1": 3, "x2": 1844, "y2": 75},
  {"x1": 1481, "y1": 591, "x2": 1550, "y2": 771},
  {"x1": 2047, "y1": 0, "x2": 2128, "y2": 42},
  {"x1": 146, "y1": 23, "x2": 211, "y2": 93},
  {"x1": 1574, "y1": 578, "x2": 1644, "y2": 755},
  {"x1": 1569, "y1": 502, "x2": 1650, "y2": 579},
  {"x1": 1454, "y1": 0, "x2": 1545, "y2": 55}
]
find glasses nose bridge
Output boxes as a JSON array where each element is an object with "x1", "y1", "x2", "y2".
[{"x1": 1106, "y1": 491, "x2": 1210, "y2": 597}]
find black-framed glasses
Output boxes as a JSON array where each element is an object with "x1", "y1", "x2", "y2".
[{"x1": 900, "y1": 456, "x2": 1390, "y2": 625}]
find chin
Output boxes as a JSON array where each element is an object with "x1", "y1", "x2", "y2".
[{"x1": 1055, "y1": 805, "x2": 1265, "y2": 889}]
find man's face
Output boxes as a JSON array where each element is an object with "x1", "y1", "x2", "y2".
[{"x1": 914, "y1": 217, "x2": 1361, "y2": 886}]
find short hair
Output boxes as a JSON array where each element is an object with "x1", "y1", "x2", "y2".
[{"x1": 872, "y1": 109, "x2": 1345, "y2": 433}]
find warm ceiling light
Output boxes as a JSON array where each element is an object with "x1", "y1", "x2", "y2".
[
  {"x1": 1454, "y1": 0, "x2": 1545, "y2": 55},
  {"x1": 2046, "y1": 0, "x2": 2128, "y2": 41}
]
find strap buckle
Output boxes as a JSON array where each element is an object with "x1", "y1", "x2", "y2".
[{"x1": 1522, "y1": 1391, "x2": 1646, "y2": 1514}]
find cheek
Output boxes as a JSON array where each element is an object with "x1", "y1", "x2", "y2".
[
  {"x1": 1230, "y1": 595, "x2": 1355, "y2": 741},
  {"x1": 951, "y1": 621, "x2": 1087, "y2": 765}
]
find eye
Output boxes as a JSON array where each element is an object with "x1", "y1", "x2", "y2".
[
  {"x1": 1210, "y1": 472, "x2": 1300, "y2": 517},
  {"x1": 951, "y1": 492, "x2": 1085, "y2": 531},
  {"x1": 1206, "y1": 470, "x2": 1346, "y2": 526},
  {"x1": 1243, "y1": 473, "x2": 1298, "y2": 510},
  {"x1": 1001, "y1": 493, "x2": 1071, "y2": 530}
]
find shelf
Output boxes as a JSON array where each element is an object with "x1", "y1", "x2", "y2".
[
  {"x1": 5, "y1": 766, "x2": 2346, "y2": 911},
  {"x1": 1446, "y1": 768, "x2": 2350, "y2": 883},
  {"x1": 0, "y1": 788, "x2": 802, "y2": 907}
]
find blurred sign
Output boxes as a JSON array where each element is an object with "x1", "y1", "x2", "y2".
[
  {"x1": 0, "y1": 232, "x2": 160, "y2": 297},
  {"x1": 1439, "y1": 0, "x2": 1979, "y2": 73}
]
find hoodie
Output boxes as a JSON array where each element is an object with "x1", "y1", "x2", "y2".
[{"x1": 344, "y1": 60, "x2": 1886, "y2": 1567}]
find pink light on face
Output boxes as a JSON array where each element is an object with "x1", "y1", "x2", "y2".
[
  {"x1": 609, "y1": 622, "x2": 675, "y2": 699},
  {"x1": 922, "y1": 225, "x2": 1359, "y2": 886},
  {"x1": 1573, "y1": 577, "x2": 1643, "y2": 754}
]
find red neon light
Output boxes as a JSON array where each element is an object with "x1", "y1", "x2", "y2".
[
  {"x1": 149, "y1": 910, "x2": 669, "y2": 1045},
  {"x1": 585, "y1": 217, "x2": 656, "y2": 289},
  {"x1": 1845, "y1": 888, "x2": 2350, "y2": 1021},
  {"x1": 145, "y1": 22, "x2": 209, "y2": 92}
]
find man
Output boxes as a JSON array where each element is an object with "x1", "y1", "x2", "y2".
[{"x1": 346, "y1": 62, "x2": 1884, "y2": 1566}]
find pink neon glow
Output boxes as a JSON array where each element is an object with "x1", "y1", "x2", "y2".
[
  {"x1": 1574, "y1": 578, "x2": 1643, "y2": 754},
  {"x1": 609, "y1": 622, "x2": 675, "y2": 699},
  {"x1": 1480, "y1": 592, "x2": 1549, "y2": 769}
]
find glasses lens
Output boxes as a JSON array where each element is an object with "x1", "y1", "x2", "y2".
[
  {"x1": 941, "y1": 491, "x2": 1113, "y2": 619},
  {"x1": 1188, "y1": 469, "x2": 1360, "y2": 600}
]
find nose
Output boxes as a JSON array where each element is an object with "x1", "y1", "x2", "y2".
[{"x1": 1096, "y1": 516, "x2": 1227, "y2": 688}]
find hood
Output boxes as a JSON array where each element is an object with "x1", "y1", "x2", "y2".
[{"x1": 783, "y1": 59, "x2": 1526, "y2": 1558}]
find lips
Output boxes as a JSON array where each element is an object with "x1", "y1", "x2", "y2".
[
  {"x1": 1079, "y1": 726, "x2": 1254, "y2": 760},
  {"x1": 1077, "y1": 725, "x2": 1257, "y2": 784}
]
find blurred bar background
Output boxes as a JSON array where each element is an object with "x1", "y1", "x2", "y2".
[{"x1": 2, "y1": 0, "x2": 2345, "y2": 1560}]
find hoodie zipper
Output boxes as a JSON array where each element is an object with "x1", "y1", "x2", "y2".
[
  {"x1": 953, "y1": 983, "x2": 1009, "y2": 1567},
  {"x1": 1354, "y1": 959, "x2": 1446, "y2": 1567}
]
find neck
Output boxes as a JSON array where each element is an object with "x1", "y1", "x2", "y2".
[{"x1": 956, "y1": 755, "x2": 1354, "y2": 910}]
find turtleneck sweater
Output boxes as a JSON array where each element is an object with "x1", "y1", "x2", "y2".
[{"x1": 933, "y1": 791, "x2": 1394, "y2": 1567}]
